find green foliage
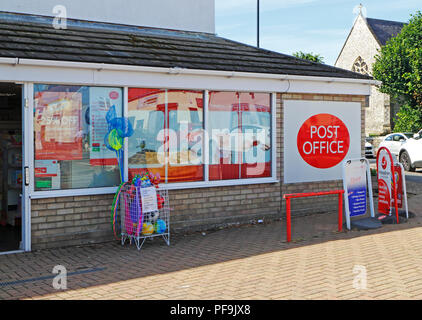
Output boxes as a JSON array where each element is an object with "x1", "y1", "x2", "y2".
[
  {"x1": 373, "y1": 11, "x2": 422, "y2": 130},
  {"x1": 293, "y1": 51, "x2": 324, "y2": 63},
  {"x1": 393, "y1": 103, "x2": 422, "y2": 132}
]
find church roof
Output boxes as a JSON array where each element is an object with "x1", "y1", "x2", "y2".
[{"x1": 366, "y1": 17, "x2": 405, "y2": 46}]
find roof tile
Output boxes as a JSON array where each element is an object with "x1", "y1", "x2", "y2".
[{"x1": 0, "y1": 11, "x2": 372, "y2": 80}]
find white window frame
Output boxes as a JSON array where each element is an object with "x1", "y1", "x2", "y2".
[
  {"x1": 28, "y1": 84, "x2": 278, "y2": 199},
  {"x1": 29, "y1": 83, "x2": 127, "y2": 199}
]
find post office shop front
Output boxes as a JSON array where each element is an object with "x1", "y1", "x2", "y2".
[{"x1": 0, "y1": 12, "x2": 377, "y2": 253}]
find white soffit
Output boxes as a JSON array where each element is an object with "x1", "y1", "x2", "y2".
[{"x1": 0, "y1": 58, "x2": 374, "y2": 95}]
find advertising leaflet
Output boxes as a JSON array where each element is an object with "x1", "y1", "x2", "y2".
[{"x1": 89, "y1": 87, "x2": 122, "y2": 166}]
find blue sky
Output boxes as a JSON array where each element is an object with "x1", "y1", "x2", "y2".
[{"x1": 215, "y1": 0, "x2": 421, "y2": 65}]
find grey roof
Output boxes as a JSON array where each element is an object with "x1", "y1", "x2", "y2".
[
  {"x1": 366, "y1": 17, "x2": 405, "y2": 46},
  {"x1": 0, "y1": 11, "x2": 372, "y2": 80}
]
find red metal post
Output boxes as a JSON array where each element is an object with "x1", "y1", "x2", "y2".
[
  {"x1": 283, "y1": 189, "x2": 344, "y2": 242},
  {"x1": 338, "y1": 192, "x2": 343, "y2": 232},
  {"x1": 286, "y1": 197, "x2": 291, "y2": 243}
]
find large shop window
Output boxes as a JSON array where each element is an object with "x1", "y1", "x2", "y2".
[
  {"x1": 209, "y1": 92, "x2": 271, "y2": 180},
  {"x1": 128, "y1": 89, "x2": 272, "y2": 185},
  {"x1": 34, "y1": 85, "x2": 123, "y2": 190},
  {"x1": 128, "y1": 89, "x2": 204, "y2": 183}
]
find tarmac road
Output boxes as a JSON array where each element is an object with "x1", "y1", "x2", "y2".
[{"x1": 368, "y1": 157, "x2": 422, "y2": 184}]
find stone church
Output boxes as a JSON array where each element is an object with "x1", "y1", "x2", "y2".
[{"x1": 335, "y1": 11, "x2": 404, "y2": 135}]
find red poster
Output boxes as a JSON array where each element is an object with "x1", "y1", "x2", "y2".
[
  {"x1": 378, "y1": 179, "x2": 391, "y2": 214},
  {"x1": 34, "y1": 91, "x2": 83, "y2": 160},
  {"x1": 392, "y1": 164, "x2": 403, "y2": 208}
]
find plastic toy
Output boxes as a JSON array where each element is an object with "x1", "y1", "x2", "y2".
[
  {"x1": 142, "y1": 222, "x2": 154, "y2": 235},
  {"x1": 157, "y1": 194, "x2": 165, "y2": 209},
  {"x1": 154, "y1": 219, "x2": 166, "y2": 234}
]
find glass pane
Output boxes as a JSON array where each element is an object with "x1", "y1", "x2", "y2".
[
  {"x1": 240, "y1": 92, "x2": 271, "y2": 179},
  {"x1": 167, "y1": 90, "x2": 204, "y2": 183},
  {"x1": 128, "y1": 89, "x2": 204, "y2": 183},
  {"x1": 128, "y1": 88, "x2": 166, "y2": 181},
  {"x1": 208, "y1": 91, "x2": 271, "y2": 180},
  {"x1": 34, "y1": 85, "x2": 123, "y2": 190},
  {"x1": 208, "y1": 91, "x2": 241, "y2": 180}
]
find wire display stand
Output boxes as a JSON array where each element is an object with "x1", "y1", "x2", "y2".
[{"x1": 120, "y1": 185, "x2": 170, "y2": 250}]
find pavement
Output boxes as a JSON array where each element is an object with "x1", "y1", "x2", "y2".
[{"x1": 0, "y1": 193, "x2": 422, "y2": 300}]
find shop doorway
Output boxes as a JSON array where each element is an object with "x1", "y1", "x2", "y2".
[{"x1": 0, "y1": 83, "x2": 23, "y2": 253}]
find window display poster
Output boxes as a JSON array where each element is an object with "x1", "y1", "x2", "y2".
[
  {"x1": 89, "y1": 87, "x2": 122, "y2": 166},
  {"x1": 34, "y1": 91, "x2": 83, "y2": 160},
  {"x1": 35, "y1": 160, "x2": 59, "y2": 178},
  {"x1": 35, "y1": 159, "x2": 60, "y2": 189}
]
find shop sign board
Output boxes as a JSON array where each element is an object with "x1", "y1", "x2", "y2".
[
  {"x1": 342, "y1": 158, "x2": 375, "y2": 230},
  {"x1": 377, "y1": 147, "x2": 404, "y2": 223},
  {"x1": 376, "y1": 147, "x2": 399, "y2": 221},
  {"x1": 284, "y1": 100, "x2": 361, "y2": 183}
]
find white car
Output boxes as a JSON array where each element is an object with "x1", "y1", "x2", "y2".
[
  {"x1": 378, "y1": 132, "x2": 414, "y2": 157},
  {"x1": 365, "y1": 138, "x2": 375, "y2": 158},
  {"x1": 399, "y1": 134, "x2": 422, "y2": 171}
]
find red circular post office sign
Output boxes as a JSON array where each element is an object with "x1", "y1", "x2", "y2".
[
  {"x1": 109, "y1": 91, "x2": 120, "y2": 100},
  {"x1": 297, "y1": 113, "x2": 350, "y2": 169}
]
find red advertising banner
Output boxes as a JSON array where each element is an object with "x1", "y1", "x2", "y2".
[
  {"x1": 392, "y1": 164, "x2": 403, "y2": 209},
  {"x1": 376, "y1": 147, "x2": 399, "y2": 222},
  {"x1": 377, "y1": 147, "x2": 393, "y2": 214},
  {"x1": 34, "y1": 91, "x2": 83, "y2": 160}
]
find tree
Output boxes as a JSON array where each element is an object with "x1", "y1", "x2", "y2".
[
  {"x1": 292, "y1": 51, "x2": 324, "y2": 63},
  {"x1": 372, "y1": 11, "x2": 422, "y2": 132}
]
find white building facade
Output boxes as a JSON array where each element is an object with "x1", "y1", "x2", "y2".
[{"x1": 0, "y1": 0, "x2": 215, "y2": 33}]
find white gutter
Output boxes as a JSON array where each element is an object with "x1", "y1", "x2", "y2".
[{"x1": 0, "y1": 57, "x2": 382, "y2": 86}]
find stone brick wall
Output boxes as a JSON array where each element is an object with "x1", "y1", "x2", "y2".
[
  {"x1": 335, "y1": 14, "x2": 391, "y2": 135},
  {"x1": 30, "y1": 92, "x2": 367, "y2": 250}
]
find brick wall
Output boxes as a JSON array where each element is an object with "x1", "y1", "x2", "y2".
[
  {"x1": 279, "y1": 93, "x2": 367, "y2": 216},
  {"x1": 30, "y1": 92, "x2": 367, "y2": 250},
  {"x1": 31, "y1": 194, "x2": 114, "y2": 250}
]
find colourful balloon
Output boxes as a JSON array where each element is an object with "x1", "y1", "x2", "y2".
[{"x1": 108, "y1": 128, "x2": 123, "y2": 150}]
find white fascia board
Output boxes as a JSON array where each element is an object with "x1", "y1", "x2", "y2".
[{"x1": 0, "y1": 57, "x2": 376, "y2": 95}]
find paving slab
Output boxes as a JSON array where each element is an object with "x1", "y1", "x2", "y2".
[{"x1": 0, "y1": 192, "x2": 421, "y2": 300}]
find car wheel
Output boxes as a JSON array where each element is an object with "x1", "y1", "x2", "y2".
[{"x1": 400, "y1": 151, "x2": 416, "y2": 172}]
